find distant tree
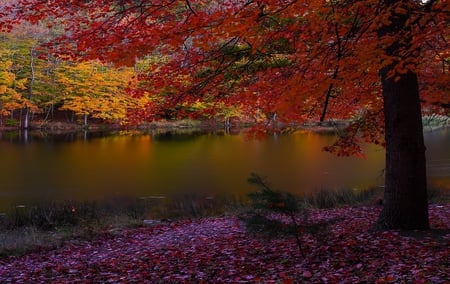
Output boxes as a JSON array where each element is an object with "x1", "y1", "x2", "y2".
[
  {"x1": 0, "y1": 41, "x2": 35, "y2": 126},
  {"x1": 57, "y1": 61, "x2": 137, "y2": 127}
]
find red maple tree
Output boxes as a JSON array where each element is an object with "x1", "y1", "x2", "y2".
[{"x1": 2, "y1": 0, "x2": 449, "y2": 230}]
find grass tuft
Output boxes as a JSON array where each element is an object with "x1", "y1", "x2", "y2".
[{"x1": 304, "y1": 187, "x2": 382, "y2": 208}]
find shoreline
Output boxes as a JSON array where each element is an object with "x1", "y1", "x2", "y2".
[
  {"x1": 0, "y1": 119, "x2": 352, "y2": 135},
  {"x1": 1, "y1": 117, "x2": 448, "y2": 135}
]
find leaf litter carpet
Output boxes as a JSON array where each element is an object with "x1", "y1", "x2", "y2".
[{"x1": 0, "y1": 204, "x2": 448, "y2": 283}]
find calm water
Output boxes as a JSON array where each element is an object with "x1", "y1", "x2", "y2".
[{"x1": 0, "y1": 128, "x2": 449, "y2": 209}]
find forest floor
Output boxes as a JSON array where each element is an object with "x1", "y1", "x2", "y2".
[{"x1": 0, "y1": 204, "x2": 448, "y2": 283}]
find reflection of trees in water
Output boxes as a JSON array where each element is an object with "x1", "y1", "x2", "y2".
[
  {"x1": 0, "y1": 130, "x2": 115, "y2": 144},
  {"x1": 0, "y1": 127, "x2": 259, "y2": 144},
  {"x1": 150, "y1": 128, "x2": 242, "y2": 142}
]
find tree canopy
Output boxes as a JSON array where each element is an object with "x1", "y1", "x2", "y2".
[{"x1": 1, "y1": 1, "x2": 448, "y2": 131}]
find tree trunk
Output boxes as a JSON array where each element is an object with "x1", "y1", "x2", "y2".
[
  {"x1": 375, "y1": 0, "x2": 429, "y2": 230},
  {"x1": 376, "y1": 69, "x2": 429, "y2": 230},
  {"x1": 23, "y1": 108, "x2": 30, "y2": 129},
  {"x1": 83, "y1": 114, "x2": 88, "y2": 128},
  {"x1": 23, "y1": 46, "x2": 36, "y2": 130}
]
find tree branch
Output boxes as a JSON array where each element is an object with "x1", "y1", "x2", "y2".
[{"x1": 185, "y1": 0, "x2": 197, "y2": 16}]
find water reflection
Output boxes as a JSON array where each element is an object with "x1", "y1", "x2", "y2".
[
  {"x1": 0, "y1": 128, "x2": 448, "y2": 210},
  {"x1": 0, "y1": 130, "x2": 118, "y2": 144}
]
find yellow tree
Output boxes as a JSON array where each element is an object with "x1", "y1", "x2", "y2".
[
  {"x1": 57, "y1": 60, "x2": 138, "y2": 127},
  {"x1": 0, "y1": 48, "x2": 32, "y2": 126},
  {"x1": 7, "y1": 23, "x2": 55, "y2": 128}
]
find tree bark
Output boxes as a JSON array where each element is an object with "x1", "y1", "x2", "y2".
[
  {"x1": 376, "y1": 68, "x2": 429, "y2": 230},
  {"x1": 375, "y1": 0, "x2": 429, "y2": 230}
]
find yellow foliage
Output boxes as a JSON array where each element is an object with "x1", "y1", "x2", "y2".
[
  {"x1": 57, "y1": 60, "x2": 136, "y2": 122},
  {"x1": 0, "y1": 56, "x2": 30, "y2": 114}
]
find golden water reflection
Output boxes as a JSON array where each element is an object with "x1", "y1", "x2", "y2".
[{"x1": 0, "y1": 128, "x2": 448, "y2": 209}]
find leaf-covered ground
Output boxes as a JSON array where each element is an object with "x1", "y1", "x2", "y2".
[{"x1": 1, "y1": 204, "x2": 449, "y2": 283}]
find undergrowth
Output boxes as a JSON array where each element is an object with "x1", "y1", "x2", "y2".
[
  {"x1": 240, "y1": 173, "x2": 363, "y2": 258},
  {"x1": 0, "y1": 179, "x2": 446, "y2": 258},
  {"x1": 0, "y1": 194, "x2": 240, "y2": 258},
  {"x1": 305, "y1": 186, "x2": 381, "y2": 209},
  {"x1": 241, "y1": 174, "x2": 448, "y2": 259}
]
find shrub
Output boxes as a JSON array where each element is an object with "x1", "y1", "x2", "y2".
[
  {"x1": 243, "y1": 173, "x2": 306, "y2": 257},
  {"x1": 1, "y1": 201, "x2": 101, "y2": 230},
  {"x1": 427, "y1": 186, "x2": 450, "y2": 203},
  {"x1": 4, "y1": 118, "x2": 19, "y2": 127}
]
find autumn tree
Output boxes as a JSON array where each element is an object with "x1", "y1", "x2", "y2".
[
  {"x1": 0, "y1": 33, "x2": 38, "y2": 126},
  {"x1": 2, "y1": 0, "x2": 448, "y2": 230},
  {"x1": 1, "y1": 22, "x2": 146, "y2": 127},
  {"x1": 56, "y1": 60, "x2": 138, "y2": 127},
  {"x1": 0, "y1": 21, "x2": 62, "y2": 128},
  {"x1": 0, "y1": 48, "x2": 28, "y2": 125},
  {"x1": 375, "y1": 0, "x2": 428, "y2": 230}
]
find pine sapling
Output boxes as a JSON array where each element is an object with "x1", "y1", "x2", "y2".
[{"x1": 245, "y1": 173, "x2": 306, "y2": 257}]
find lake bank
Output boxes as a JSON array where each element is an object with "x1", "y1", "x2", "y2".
[
  {"x1": 1, "y1": 117, "x2": 448, "y2": 140},
  {"x1": 0, "y1": 118, "x2": 353, "y2": 134},
  {"x1": 0, "y1": 204, "x2": 448, "y2": 283}
]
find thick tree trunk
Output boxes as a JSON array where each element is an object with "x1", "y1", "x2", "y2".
[
  {"x1": 375, "y1": 0, "x2": 429, "y2": 230},
  {"x1": 376, "y1": 69, "x2": 429, "y2": 230}
]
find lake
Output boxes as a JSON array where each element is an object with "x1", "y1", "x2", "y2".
[{"x1": 0, "y1": 127, "x2": 449, "y2": 210}]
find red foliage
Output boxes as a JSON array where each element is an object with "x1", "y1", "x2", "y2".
[
  {"x1": 0, "y1": 204, "x2": 448, "y2": 282},
  {"x1": 2, "y1": 0, "x2": 448, "y2": 134}
]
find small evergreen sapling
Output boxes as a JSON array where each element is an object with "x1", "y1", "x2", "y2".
[{"x1": 244, "y1": 173, "x2": 306, "y2": 257}]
